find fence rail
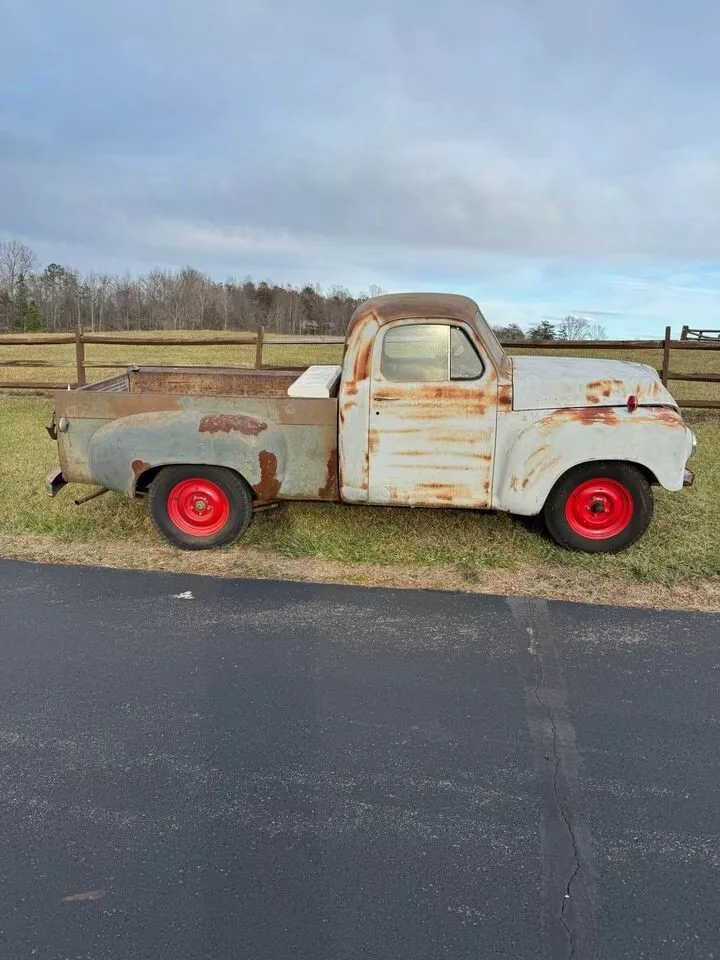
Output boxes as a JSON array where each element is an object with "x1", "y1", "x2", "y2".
[
  {"x1": 681, "y1": 326, "x2": 720, "y2": 341},
  {"x1": 1, "y1": 326, "x2": 719, "y2": 409}
]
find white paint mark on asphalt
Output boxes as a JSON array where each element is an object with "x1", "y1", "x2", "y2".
[
  {"x1": 61, "y1": 889, "x2": 105, "y2": 902},
  {"x1": 173, "y1": 591, "x2": 194, "y2": 600}
]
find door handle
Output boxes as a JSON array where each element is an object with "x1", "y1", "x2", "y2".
[{"x1": 374, "y1": 395, "x2": 400, "y2": 401}]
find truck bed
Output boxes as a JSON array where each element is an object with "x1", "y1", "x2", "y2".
[{"x1": 54, "y1": 366, "x2": 340, "y2": 501}]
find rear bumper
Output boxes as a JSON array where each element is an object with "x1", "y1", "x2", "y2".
[
  {"x1": 683, "y1": 468, "x2": 695, "y2": 488},
  {"x1": 46, "y1": 469, "x2": 68, "y2": 497}
]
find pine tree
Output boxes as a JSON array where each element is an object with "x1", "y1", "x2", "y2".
[
  {"x1": 13, "y1": 272, "x2": 29, "y2": 332},
  {"x1": 24, "y1": 300, "x2": 45, "y2": 332},
  {"x1": 527, "y1": 320, "x2": 556, "y2": 341}
]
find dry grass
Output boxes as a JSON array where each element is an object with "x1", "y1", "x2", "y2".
[{"x1": 2, "y1": 531, "x2": 720, "y2": 612}]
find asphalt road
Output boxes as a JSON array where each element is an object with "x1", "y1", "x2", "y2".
[{"x1": 0, "y1": 560, "x2": 718, "y2": 960}]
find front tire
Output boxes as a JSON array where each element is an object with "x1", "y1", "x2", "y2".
[
  {"x1": 148, "y1": 465, "x2": 253, "y2": 550},
  {"x1": 543, "y1": 462, "x2": 653, "y2": 553}
]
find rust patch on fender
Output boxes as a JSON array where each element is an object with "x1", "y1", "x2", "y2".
[
  {"x1": 368, "y1": 430, "x2": 380, "y2": 454},
  {"x1": 510, "y1": 475, "x2": 520, "y2": 491},
  {"x1": 518, "y1": 446, "x2": 563, "y2": 492},
  {"x1": 525, "y1": 444, "x2": 550, "y2": 462},
  {"x1": 317, "y1": 452, "x2": 339, "y2": 500},
  {"x1": 635, "y1": 407, "x2": 685, "y2": 429},
  {"x1": 252, "y1": 451, "x2": 281, "y2": 501},
  {"x1": 131, "y1": 458, "x2": 151, "y2": 478},
  {"x1": 539, "y1": 406, "x2": 684, "y2": 431},
  {"x1": 199, "y1": 414, "x2": 267, "y2": 436},
  {"x1": 539, "y1": 407, "x2": 620, "y2": 430}
]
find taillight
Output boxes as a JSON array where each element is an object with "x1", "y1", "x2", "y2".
[{"x1": 627, "y1": 395, "x2": 638, "y2": 412}]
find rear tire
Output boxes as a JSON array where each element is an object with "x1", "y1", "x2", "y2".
[
  {"x1": 148, "y1": 465, "x2": 253, "y2": 550},
  {"x1": 543, "y1": 462, "x2": 653, "y2": 553}
]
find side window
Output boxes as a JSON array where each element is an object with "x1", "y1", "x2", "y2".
[
  {"x1": 451, "y1": 327, "x2": 484, "y2": 380},
  {"x1": 381, "y1": 324, "x2": 449, "y2": 382}
]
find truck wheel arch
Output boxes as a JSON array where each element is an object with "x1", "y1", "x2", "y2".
[
  {"x1": 532, "y1": 459, "x2": 659, "y2": 515},
  {"x1": 543, "y1": 459, "x2": 659, "y2": 503},
  {"x1": 133, "y1": 462, "x2": 257, "y2": 498}
]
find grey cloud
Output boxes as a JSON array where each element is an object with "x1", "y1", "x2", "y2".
[{"x1": 3, "y1": 0, "x2": 720, "y2": 276}]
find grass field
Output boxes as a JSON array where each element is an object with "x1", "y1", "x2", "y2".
[{"x1": 0, "y1": 333, "x2": 718, "y2": 606}]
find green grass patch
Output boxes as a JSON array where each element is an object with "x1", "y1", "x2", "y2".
[{"x1": 1, "y1": 396, "x2": 717, "y2": 586}]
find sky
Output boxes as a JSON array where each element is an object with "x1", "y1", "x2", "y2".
[{"x1": 2, "y1": 0, "x2": 720, "y2": 336}]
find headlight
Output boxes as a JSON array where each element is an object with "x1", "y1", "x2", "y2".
[{"x1": 688, "y1": 430, "x2": 698, "y2": 460}]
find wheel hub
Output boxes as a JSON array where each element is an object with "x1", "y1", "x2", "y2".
[
  {"x1": 565, "y1": 479, "x2": 634, "y2": 539},
  {"x1": 167, "y1": 478, "x2": 231, "y2": 537}
]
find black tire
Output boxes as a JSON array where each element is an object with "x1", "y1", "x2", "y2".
[
  {"x1": 543, "y1": 461, "x2": 654, "y2": 554},
  {"x1": 148, "y1": 465, "x2": 253, "y2": 550}
]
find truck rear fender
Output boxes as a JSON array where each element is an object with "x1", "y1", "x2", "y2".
[
  {"x1": 493, "y1": 406, "x2": 693, "y2": 515},
  {"x1": 87, "y1": 411, "x2": 288, "y2": 499}
]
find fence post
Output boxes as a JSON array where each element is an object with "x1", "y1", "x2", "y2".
[
  {"x1": 680, "y1": 325, "x2": 689, "y2": 341},
  {"x1": 661, "y1": 325, "x2": 671, "y2": 387},
  {"x1": 75, "y1": 326, "x2": 86, "y2": 386},
  {"x1": 255, "y1": 326, "x2": 264, "y2": 368}
]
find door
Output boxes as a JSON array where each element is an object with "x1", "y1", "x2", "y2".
[{"x1": 368, "y1": 321, "x2": 498, "y2": 507}]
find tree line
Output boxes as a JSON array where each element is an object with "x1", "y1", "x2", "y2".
[{"x1": 0, "y1": 239, "x2": 606, "y2": 339}]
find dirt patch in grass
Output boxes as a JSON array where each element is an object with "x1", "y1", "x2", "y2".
[{"x1": 2, "y1": 532, "x2": 720, "y2": 613}]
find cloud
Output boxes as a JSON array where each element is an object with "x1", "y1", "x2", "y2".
[{"x1": 2, "y1": 0, "x2": 720, "y2": 333}]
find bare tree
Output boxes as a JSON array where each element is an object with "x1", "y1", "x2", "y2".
[
  {"x1": 492, "y1": 323, "x2": 526, "y2": 341},
  {"x1": 587, "y1": 323, "x2": 608, "y2": 340},
  {"x1": 557, "y1": 315, "x2": 606, "y2": 340},
  {"x1": 0, "y1": 237, "x2": 365, "y2": 334},
  {"x1": 0, "y1": 240, "x2": 38, "y2": 328},
  {"x1": 0, "y1": 240, "x2": 37, "y2": 295}
]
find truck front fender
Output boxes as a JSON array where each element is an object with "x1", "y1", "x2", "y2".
[
  {"x1": 88, "y1": 410, "x2": 288, "y2": 500},
  {"x1": 493, "y1": 406, "x2": 694, "y2": 515}
]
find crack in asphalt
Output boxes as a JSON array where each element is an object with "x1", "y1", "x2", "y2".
[{"x1": 530, "y1": 627, "x2": 581, "y2": 960}]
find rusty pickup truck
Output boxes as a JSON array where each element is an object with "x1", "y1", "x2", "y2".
[{"x1": 46, "y1": 293, "x2": 696, "y2": 553}]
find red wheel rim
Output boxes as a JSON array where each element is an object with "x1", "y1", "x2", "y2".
[
  {"x1": 565, "y1": 478, "x2": 634, "y2": 539},
  {"x1": 167, "y1": 478, "x2": 230, "y2": 537}
]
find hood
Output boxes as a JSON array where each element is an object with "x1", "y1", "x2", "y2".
[{"x1": 511, "y1": 356, "x2": 677, "y2": 411}]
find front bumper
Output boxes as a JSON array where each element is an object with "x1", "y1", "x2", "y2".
[
  {"x1": 683, "y1": 468, "x2": 695, "y2": 487},
  {"x1": 46, "y1": 469, "x2": 68, "y2": 497}
]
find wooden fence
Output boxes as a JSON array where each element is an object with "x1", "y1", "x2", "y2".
[
  {"x1": 1, "y1": 325, "x2": 719, "y2": 409},
  {"x1": 681, "y1": 325, "x2": 720, "y2": 342}
]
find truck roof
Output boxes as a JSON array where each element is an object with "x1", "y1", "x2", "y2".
[
  {"x1": 347, "y1": 292, "x2": 483, "y2": 337},
  {"x1": 346, "y1": 292, "x2": 510, "y2": 379}
]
